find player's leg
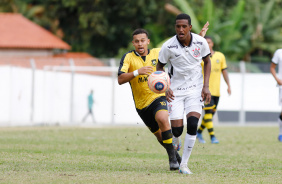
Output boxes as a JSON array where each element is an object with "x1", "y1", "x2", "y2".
[
  {"x1": 179, "y1": 93, "x2": 203, "y2": 174},
  {"x1": 196, "y1": 110, "x2": 206, "y2": 144},
  {"x1": 154, "y1": 97, "x2": 179, "y2": 170},
  {"x1": 179, "y1": 109, "x2": 201, "y2": 174},
  {"x1": 196, "y1": 97, "x2": 215, "y2": 143},
  {"x1": 278, "y1": 89, "x2": 282, "y2": 142},
  {"x1": 153, "y1": 121, "x2": 182, "y2": 166},
  {"x1": 168, "y1": 96, "x2": 185, "y2": 151},
  {"x1": 279, "y1": 111, "x2": 282, "y2": 142},
  {"x1": 206, "y1": 97, "x2": 219, "y2": 143},
  {"x1": 139, "y1": 96, "x2": 179, "y2": 170}
]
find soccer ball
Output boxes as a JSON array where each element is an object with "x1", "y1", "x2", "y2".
[{"x1": 148, "y1": 71, "x2": 170, "y2": 94}]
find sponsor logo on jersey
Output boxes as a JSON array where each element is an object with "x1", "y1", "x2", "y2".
[
  {"x1": 177, "y1": 84, "x2": 197, "y2": 90},
  {"x1": 193, "y1": 42, "x2": 203, "y2": 45},
  {"x1": 168, "y1": 45, "x2": 178, "y2": 49},
  {"x1": 216, "y1": 59, "x2": 220, "y2": 63},
  {"x1": 151, "y1": 59, "x2": 157, "y2": 66},
  {"x1": 138, "y1": 76, "x2": 148, "y2": 83},
  {"x1": 192, "y1": 48, "x2": 200, "y2": 57}
]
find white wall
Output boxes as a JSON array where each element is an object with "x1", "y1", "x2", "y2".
[{"x1": 0, "y1": 66, "x2": 279, "y2": 126}]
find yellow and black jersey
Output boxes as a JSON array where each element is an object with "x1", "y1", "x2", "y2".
[
  {"x1": 201, "y1": 51, "x2": 227, "y2": 96},
  {"x1": 118, "y1": 48, "x2": 165, "y2": 110}
]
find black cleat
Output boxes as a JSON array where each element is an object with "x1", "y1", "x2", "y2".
[{"x1": 169, "y1": 159, "x2": 179, "y2": 170}]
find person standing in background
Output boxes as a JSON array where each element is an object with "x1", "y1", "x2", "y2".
[
  {"x1": 270, "y1": 48, "x2": 282, "y2": 142},
  {"x1": 82, "y1": 90, "x2": 95, "y2": 123}
]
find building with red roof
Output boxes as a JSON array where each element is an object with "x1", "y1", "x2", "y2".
[{"x1": 0, "y1": 13, "x2": 109, "y2": 75}]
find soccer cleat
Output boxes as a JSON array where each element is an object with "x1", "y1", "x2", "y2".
[
  {"x1": 169, "y1": 159, "x2": 179, "y2": 171},
  {"x1": 179, "y1": 165, "x2": 193, "y2": 174},
  {"x1": 196, "y1": 133, "x2": 206, "y2": 144},
  {"x1": 211, "y1": 136, "x2": 219, "y2": 144},
  {"x1": 172, "y1": 135, "x2": 182, "y2": 151},
  {"x1": 167, "y1": 146, "x2": 179, "y2": 170},
  {"x1": 278, "y1": 135, "x2": 282, "y2": 142}
]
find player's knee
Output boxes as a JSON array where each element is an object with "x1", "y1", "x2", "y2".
[
  {"x1": 187, "y1": 116, "x2": 199, "y2": 135},
  {"x1": 172, "y1": 126, "x2": 183, "y2": 137}
]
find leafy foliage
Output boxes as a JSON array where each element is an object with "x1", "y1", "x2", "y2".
[{"x1": 1, "y1": 0, "x2": 282, "y2": 61}]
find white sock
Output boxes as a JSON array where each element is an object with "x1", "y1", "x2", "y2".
[
  {"x1": 180, "y1": 133, "x2": 196, "y2": 167},
  {"x1": 279, "y1": 118, "x2": 282, "y2": 135}
]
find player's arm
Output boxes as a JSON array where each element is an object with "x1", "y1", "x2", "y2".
[
  {"x1": 222, "y1": 69, "x2": 231, "y2": 95},
  {"x1": 202, "y1": 56, "x2": 211, "y2": 104},
  {"x1": 270, "y1": 62, "x2": 282, "y2": 85},
  {"x1": 199, "y1": 21, "x2": 209, "y2": 37},
  {"x1": 156, "y1": 60, "x2": 165, "y2": 71},
  {"x1": 118, "y1": 66, "x2": 153, "y2": 85}
]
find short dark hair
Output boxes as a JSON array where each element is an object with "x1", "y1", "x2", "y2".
[
  {"x1": 132, "y1": 28, "x2": 149, "y2": 38},
  {"x1": 176, "y1": 13, "x2": 191, "y2": 25},
  {"x1": 204, "y1": 36, "x2": 214, "y2": 42}
]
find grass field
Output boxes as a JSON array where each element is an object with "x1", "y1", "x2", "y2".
[{"x1": 0, "y1": 125, "x2": 281, "y2": 184}]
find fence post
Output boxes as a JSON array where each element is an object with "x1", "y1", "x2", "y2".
[
  {"x1": 30, "y1": 59, "x2": 36, "y2": 123},
  {"x1": 110, "y1": 58, "x2": 116, "y2": 124},
  {"x1": 239, "y1": 61, "x2": 246, "y2": 125},
  {"x1": 69, "y1": 59, "x2": 75, "y2": 124}
]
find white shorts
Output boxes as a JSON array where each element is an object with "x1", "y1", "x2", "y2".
[{"x1": 168, "y1": 92, "x2": 204, "y2": 120}]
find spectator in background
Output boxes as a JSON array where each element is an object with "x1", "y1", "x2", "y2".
[
  {"x1": 196, "y1": 36, "x2": 231, "y2": 144},
  {"x1": 82, "y1": 90, "x2": 95, "y2": 123},
  {"x1": 270, "y1": 48, "x2": 282, "y2": 142}
]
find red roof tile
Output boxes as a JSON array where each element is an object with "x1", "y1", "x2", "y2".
[
  {"x1": 0, "y1": 13, "x2": 71, "y2": 50},
  {"x1": 0, "y1": 53, "x2": 111, "y2": 76}
]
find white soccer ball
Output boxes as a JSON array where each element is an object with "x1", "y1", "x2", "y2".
[{"x1": 148, "y1": 71, "x2": 170, "y2": 94}]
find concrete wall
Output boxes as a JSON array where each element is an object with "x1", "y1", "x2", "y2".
[
  {"x1": 0, "y1": 66, "x2": 280, "y2": 126},
  {"x1": 0, "y1": 49, "x2": 53, "y2": 57}
]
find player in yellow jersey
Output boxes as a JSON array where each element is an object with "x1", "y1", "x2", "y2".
[
  {"x1": 118, "y1": 25, "x2": 209, "y2": 170},
  {"x1": 196, "y1": 36, "x2": 231, "y2": 144},
  {"x1": 118, "y1": 28, "x2": 180, "y2": 170}
]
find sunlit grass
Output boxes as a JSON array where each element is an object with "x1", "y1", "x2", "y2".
[{"x1": 0, "y1": 126, "x2": 281, "y2": 183}]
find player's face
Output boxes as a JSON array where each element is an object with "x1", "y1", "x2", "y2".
[
  {"x1": 132, "y1": 33, "x2": 150, "y2": 56},
  {"x1": 175, "y1": 19, "x2": 192, "y2": 42},
  {"x1": 206, "y1": 38, "x2": 214, "y2": 51}
]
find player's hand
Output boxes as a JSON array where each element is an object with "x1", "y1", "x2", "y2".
[
  {"x1": 138, "y1": 66, "x2": 154, "y2": 75},
  {"x1": 165, "y1": 88, "x2": 175, "y2": 103},
  {"x1": 227, "y1": 87, "x2": 231, "y2": 95},
  {"x1": 199, "y1": 21, "x2": 209, "y2": 37},
  {"x1": 277, "y1": 79, "x2": 282, "y2": 86},
  {"x1": 201, "y1": 86, "x2": 211, "y2": 104}
]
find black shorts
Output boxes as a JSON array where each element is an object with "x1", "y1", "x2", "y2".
[
  {"x1": 203, "y1": 96, "x2": 219, "y2": 110},
  {"x1": 137, "y1": 96, "x2": 168, "y2": 133}
]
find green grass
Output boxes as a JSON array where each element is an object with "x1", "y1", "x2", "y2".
[{"x1": 0, "y1": 126, "x2": 281, "y2": 184}]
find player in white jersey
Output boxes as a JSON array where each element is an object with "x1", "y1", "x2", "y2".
[
  {"x1": 270, "y1": 48, "x2": 282, "y2": 142},
  {"x1": 157, "y1": 13, "x2": 211, "y2": 174}
]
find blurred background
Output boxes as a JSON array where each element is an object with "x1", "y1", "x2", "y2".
[{"x1": 0, "y1": 0, "x2": 282, "y2": 126}]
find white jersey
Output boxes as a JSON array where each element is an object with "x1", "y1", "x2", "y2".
[
  {"x1": 158, "y1": 33, "x2": 210, "y2": 96},
  {"x1": 272, "y1": 49, "x2": 282, "y2": 78}
]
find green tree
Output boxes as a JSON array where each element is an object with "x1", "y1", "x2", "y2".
[{"x1": 243, "y1": 0, "x2": 282, "y2": 62}]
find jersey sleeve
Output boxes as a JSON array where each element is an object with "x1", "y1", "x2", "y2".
[
  {"x1": 272, "y1": 50, "x2": 280, "y2": 64},
  {"x1": 201, "y1": 39, "x2": 211, "y2": 58},
  {"x1": 158, "y1": 44, "x2": 170, "y2": 65},
  {"x1": 118, "y1": 53, "x2": 130, "y2": 76},
  {"x1": 221, "y1": 53, "x2": 227, "y2": 70}
]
